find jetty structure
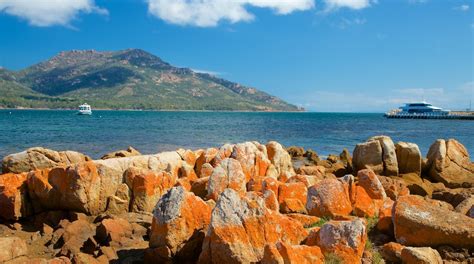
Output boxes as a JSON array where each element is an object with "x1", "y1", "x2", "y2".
[{"x1": 384, "y1": 102, "x2": 474, "y2": 120}]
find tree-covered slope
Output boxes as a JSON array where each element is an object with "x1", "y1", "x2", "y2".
[{"x1": 1, "y1": 49, "x2": 302, "y2": 111}]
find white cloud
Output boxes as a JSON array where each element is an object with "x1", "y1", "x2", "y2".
[
  {"x1": 146, "y1": 0, "x2": 315, "y2": 27},
  {"x1": 453, "y1": 4, "x2": 470, "y2": 11},
  {"x1": 0, "y1": 0, "x2": 107, "y2": 27},
  {"x1": 323, "y1": 0, "x2": 376, "y2": 11}
]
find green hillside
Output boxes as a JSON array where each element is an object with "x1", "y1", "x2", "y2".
[{"x1": 0, "y1": 49, "x2": 303, "y2": 111}]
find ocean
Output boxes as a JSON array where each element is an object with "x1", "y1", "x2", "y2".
[{"x1": 1, "y1": 110, "x2": 473, "y2": 160}]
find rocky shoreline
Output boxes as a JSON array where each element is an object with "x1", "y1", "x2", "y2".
[{"x1": 0, "y1": 137, "x2": 473, "y2": 263}]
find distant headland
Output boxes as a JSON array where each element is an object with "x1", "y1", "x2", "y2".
[{"x1": 0, "y1": 49, "x2": 303, "y2": 112}]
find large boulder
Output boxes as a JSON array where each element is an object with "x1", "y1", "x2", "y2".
[
  {"x1": 396, "y1": 142, "x2": 422, "y2": 175},
  {"x1": 368, "y1": 136, "x2": 399, "y2": 176},
  {"x1": 198, "y1": 189, "x2": 307, "y2": 263},
  {"x1": 149, "y1": 187, "x2": 211, "y2": 263},
  {"x1": 401, "y1": 247, "x2": 442, "y2": 264},
  {"x1": 101, "y1": 146, "x2": 141, "y2": 160},
  {"x1": 230, "y1": 142, "x2": 270, "y2": 181},
  {"x1": 425, "y1": 139, "x2": 474, "y2": 188},
  {"x1": 306, "y1": 179, "x2": 352, "y2": 218},
  {"x1": 357, "y1": 169, "x2": 386, "y2": 200},
  {"x1": 278, "y1": 182, "x2": 307, "y2": 214},
  {"x1": 27, "y1": 161, "x2": 122, "y2": 215},
  {"x1": 207, "y1": 158, "x2": 246, "y2": 200},
  {"x1": 0, "y1": 172, "x2": 31, "y2": 220},
  {"x1": 317, "y1": 218, "x2": 367, "y2": 263},
  {"x1": 392, "y1": 195, "x2": 474, "y2": 248},
  {"x1": 352, "y1": 140, "x2": 384, "y2": 175},
  {"x1": 125, "y1": 167, "x2": 175, "y2": 213},
  {"x1": 2, "y1": 147, "x2": 91, "y2": 174},
  {"x1": 378, "y1": 176, "x2": 410, "y2": 200},
  {"x1": 266, "y1": 141, "x2": 295, "y2": 178}
]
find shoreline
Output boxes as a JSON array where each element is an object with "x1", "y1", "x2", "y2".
[{"x1": 0, "y1": 107, "x2": 307, "y2": 113}]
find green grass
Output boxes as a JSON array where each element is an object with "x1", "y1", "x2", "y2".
[
  {"x1": 366, "y1": 216, "x2": 379, "y2": 233},
  {"x1": 365, "y1": 217, "x2": 383, "y2": 264},
  {"x1": 324, "y1": 253, "x2": 343, "y2": 264}
]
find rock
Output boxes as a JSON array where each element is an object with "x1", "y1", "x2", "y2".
[
  {"x1": 378, "y1": 176, "x2": 410, "y2": 200},
  {"x1": 150, "y1": 187, "x2": 211, "y2": 263},
  {"x1": 377, "y1": 198, "x2": 395, "y2": 234},
  {"x1": 339, "y1": 148, "x2": 353, "y2": 170},
  {"x1": 58, "y1": 219, "x2": 97, "y2": 257},
  {"x1": 230, "y1": 142, "x2": 270, "y2": 181},
  {"x1": 2, "y1": 147, "x2": 90, "y2": 174},
  {"x1": 190, "y1": 177, "x2": 209, "y2": 199},
  {"x1": 0, "y1": 237, "x2": 28, "y2": 262},
  {"x1": 380, "y1": 242, "x2": 404, "y2": 263},
  {"x1": 0, "y1": 172, "x2": 31, "y2": 220},
  {"x1": 96, "y1": 218, "x2": 134, "y2": 247},
  {"x1": 178, "y1": 163, "x2": 198, "y2": 182},
  {"x1": 287, "y1": 174, "x2": 327, "y2": 187},
  {"x1": 195, "y1": 148, "x2": 218, "y2": 178},
  {"x1": 176, "y1": 149, "x2": 197, "y2": 167},
  {"x1": 401, "y1": 247, "x2": 442, "y2": 264},
  {"x1": 280, "y1": 199, "x2": 306, "y2": 214},
  {"x1": 353, "y1": 140, "x2": 384, "y2": 175},
  {"x1": 392, "y1": 195, "x2": 474, "y2": 248},
  {"x1": 262, "y1": 189, "x2": 279, "y2": 211},
  {"x1": 198, "y1": 188, "x2": 307, "y2": 263},
  {"x1": 278, "y1": 182, "x2": 307, "y2": 213},
  {"x1": 266, "y1": 141, "x2": 295, "y2": 178},
  {"x1": 396, "y1": 142, "x2": 422, "y2": 175},
  {"x1": 106, "y1": 183, "x2": 130, "y2": 214},
  {"x1": 199, "y1": 163, "x2": 214, "y2": 178},
  {"x1": 304, "y1": 149, "x2": 319, "y2": 163},
  {"x1": 401, "y1": 173, "x2": 433, "y2": 197},
  {"x1": 455, "y1": 196, "x2": 474, "y2": 216},
  {"x1": 287, "y1": 146, "x2": 305, "y2": 158},
  {"x1": 352, "y1": 186, "x2": 378, "y2": 217},
  {"x1": 261, "y1": 242, "x2": 324, "y2": 264},
  {"x1": 431, "y1": 187, "x2": 473, "y2": 208},
  {"x1": 286, "y1": 213, "x2": 320, "y2": 228},
  {"x1": 125, "y1": 167, "x2": 174, "y2": 213},
  {"x1": 425, "y1": 139, "x2": 474, "y2": 188},
  {"x1": 317, "y1": 218, "x2": 367, "y2": 263},
  {"x1": 101, "y1": 146, "x2": 141, "y2": 160},
  {"x1": 357, "y1": 169, "x2": 386, "y2": 200},
  {"x1": 207, "y1": 158, "x2": 246, "y2": 200},
  {"x1": 296, "y1": 165, "x2": 325, "y2": 177},
  {"x1": 28, "y1": 161, "x2": 123, "y2": 215},
  {"x1": 72, "y1": 253, "x2": 101, "y2": 264},
  {"x1": 369, "y1": 136, "x2": 399, "y2": 176},
  {"x1": 306, "y1": 179, "x2": 352, "y2": 218}
]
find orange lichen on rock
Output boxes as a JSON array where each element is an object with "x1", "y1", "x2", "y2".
[{"x1": 306, "y1": 179, "x2": 352, "y2": 218}]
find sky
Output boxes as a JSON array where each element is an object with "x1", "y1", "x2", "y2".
[{"x1": 0, "y1": 0, "x2": 473, "y2": 112}]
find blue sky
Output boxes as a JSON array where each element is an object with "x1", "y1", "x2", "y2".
[{"x1": 0, "y1": 0, "x2": 472, "y2": 112}]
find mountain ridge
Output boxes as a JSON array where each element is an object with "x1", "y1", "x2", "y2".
[{"x1": 1, "y1": 49, "x2": 303, "y2": 111}]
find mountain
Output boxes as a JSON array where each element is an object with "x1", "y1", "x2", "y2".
[{"x1": 0, "y1": 49, "x2": 302, "y2": 111}]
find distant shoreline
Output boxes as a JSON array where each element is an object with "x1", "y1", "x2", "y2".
[{"x1": 0, "y1": 107, "x2": 307, "y2": 113}]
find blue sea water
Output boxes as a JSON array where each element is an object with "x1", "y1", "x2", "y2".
[{"x1": 0, "y1": 110, "x2": 473, "y2": 160}]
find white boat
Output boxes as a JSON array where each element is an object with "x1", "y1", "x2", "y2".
[
  {"x1": 78, "y1": 103, "x2": 92, "y2": 115},
  {"x1": 383, "y1": 102, "x2": 463, "y2": 119},
  {"x1": 397, "y1": 102, "x2": 450, "y2": 115}
]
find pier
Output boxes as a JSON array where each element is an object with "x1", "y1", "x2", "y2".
[{"x1": 384, "y1": 111, "x2": 474, "y2": 120}]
